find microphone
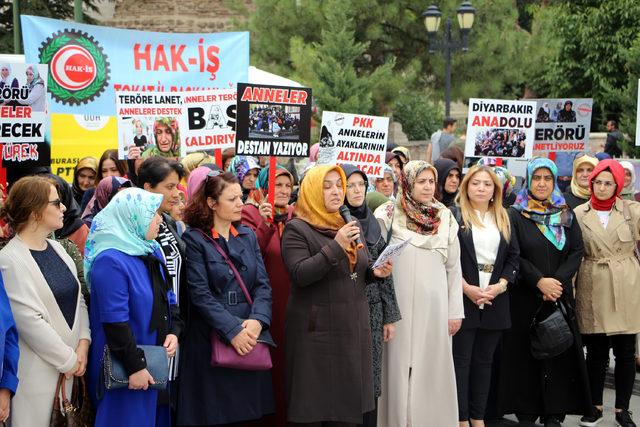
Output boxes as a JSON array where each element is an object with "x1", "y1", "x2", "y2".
[{"x1": 338, "y1": 205, "x2": 364, "y2": 250}]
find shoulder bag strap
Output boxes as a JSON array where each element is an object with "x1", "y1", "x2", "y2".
[
  {"x1": 196, "y1": 229, "x2": 254, "y2": 305},
  {"x1": 621, "y1": 200, "x2": 640, "y2": 261}
]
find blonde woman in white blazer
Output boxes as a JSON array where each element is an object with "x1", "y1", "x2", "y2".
[{"x1": 0, "y1": 176, "x2": 90, "y2": 426}]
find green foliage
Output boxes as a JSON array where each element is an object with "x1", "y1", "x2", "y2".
[
  {"x1": 288, "y1": 0, "x2": 398, "y2": 116},
  {"x1": 392, "y1": 91, "x2": 443, "y2": 140},
  {"x1": 0, "y1": 0, "x2": 100, "y2": 53},
  {"x1": 523, "y1": 0, "x2": 640, "y2": 131},
  {"x1": 243, "y1": 0, "x2": 530, "y2": 114}
]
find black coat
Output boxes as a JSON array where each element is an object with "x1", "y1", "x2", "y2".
[
  {"x1": 563, "y1": 190, "x2": 588, "y2": 211},
  {"x1": 450, "y1": 207, "x2": 519, "y2": 330},
  {"x1": 498, "y1": 208, "x2": 592, "y2": 417}
]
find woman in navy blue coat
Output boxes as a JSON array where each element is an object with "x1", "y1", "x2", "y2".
[
  {"x1": 177, "y1": 171, "x2": 274, "y2": 426},
  {"x1": 0, "y1": 274, "x2": 19, "y2": 424}
]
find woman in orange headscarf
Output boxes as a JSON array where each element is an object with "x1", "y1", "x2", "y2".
[{"x1": 281, "y1": 165, "x2": 392, "y2": 426}]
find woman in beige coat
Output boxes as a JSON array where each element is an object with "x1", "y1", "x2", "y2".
[
  {"x1": 575, "y1": 159, "x2": 640, "y2": 427},
  {"x1": 0, "y1": 176, "x2": 91, "y2": 426},
  {"x1": 375, "y1": 161, "x2": 464, "y2": 427}
]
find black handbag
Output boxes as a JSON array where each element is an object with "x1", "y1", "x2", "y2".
[{"x1": 530, "y1": 299, "x2": 574, "y2": 360}]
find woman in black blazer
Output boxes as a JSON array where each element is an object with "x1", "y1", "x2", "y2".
[{"x1": 450, "y1": 165, "x2": 519, "y2": 427}]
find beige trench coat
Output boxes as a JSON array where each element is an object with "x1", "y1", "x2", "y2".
[{"x1": 575, "y1": 199, "x2": 640, "y2": 335}]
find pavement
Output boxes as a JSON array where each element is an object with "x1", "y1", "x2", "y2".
[{"x1": 498, "y1": 367, "x2": 640, "y2": 426}]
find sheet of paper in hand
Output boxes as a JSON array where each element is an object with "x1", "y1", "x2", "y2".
[{"x1": 372, "y1": 238, "x2": 412, "y2": 269}]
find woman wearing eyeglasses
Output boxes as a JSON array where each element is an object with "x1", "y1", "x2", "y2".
[
  {"x1": 574, "y1": 159, "x2": 640, "y2": 427},
  {"x1": 0, "y1": 176, "x2": 90, "y2": 426}
]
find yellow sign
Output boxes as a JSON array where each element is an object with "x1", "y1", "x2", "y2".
[{"x1": 51, "y1": 114, "x2": 117, "y2": 183}]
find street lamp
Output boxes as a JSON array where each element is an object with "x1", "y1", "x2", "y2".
[{"x1": 422, "y1": 1, "x2": 476, "y2": 117}]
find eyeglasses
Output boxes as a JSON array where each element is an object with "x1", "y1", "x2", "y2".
[
  {"x1": 48, "y1": 199, "x2": 63, "y2": 209},
  {"x1": 593, "y1": 180, "x2": 616, "y2": 188}
]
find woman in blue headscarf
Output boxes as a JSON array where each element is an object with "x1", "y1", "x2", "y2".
[
  {"x1": 85, "y1": 188, "x2": 183, "y2": 427},
  {"x1": 498, "y1": 158, "x2": 591, "y2": 427}
]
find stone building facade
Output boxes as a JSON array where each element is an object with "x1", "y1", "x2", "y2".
[{"x1": 98, "y1": 0, "x2": 251, "y2": 33}]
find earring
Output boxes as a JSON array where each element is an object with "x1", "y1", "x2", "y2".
[{"x1": 490, "y1": 197, "x2": 494, "y2": 202}]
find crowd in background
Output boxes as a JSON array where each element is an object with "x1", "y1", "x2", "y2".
[{"x1": 0, "y1": 118, "x2": 638, "y2": 427}]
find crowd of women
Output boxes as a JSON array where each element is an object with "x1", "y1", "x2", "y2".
[{"x1": 0, "y1": 144, "x2": 638, "y2": 427}]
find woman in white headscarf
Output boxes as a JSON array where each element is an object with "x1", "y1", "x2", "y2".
[
  {"x1": 0, "y1": 64, "x2": 18, "y2": 89},
  {"x1": 17, "y1": 65, "x2": 45, "y2": 112},
  {"x1": 620, "y1": 161, "x2": 637, "y2": 201}
]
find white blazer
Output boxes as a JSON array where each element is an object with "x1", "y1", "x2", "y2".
[{"x1": 0, "y1": 236, "x2": 90, "y2": 426}]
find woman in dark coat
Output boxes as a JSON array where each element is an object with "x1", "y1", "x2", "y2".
[
  {"x1": 450, "y1": 165, "x2": 519, "y2": 425},
  {"x1": 499, "y1": 157, "x2": 591, "y2": 427},
  {"x1": 281, "y1": 165, "x2": 393, "y2": 426},
  {"x1": 177, "y1": 171, "x2": 274, "y2": 426},
  {"x1": 340, "y1": 164, "x2": 401, "y2": 427},
  {"x1": 242, "y1": 164, "x2": 295, "y2": 427}
]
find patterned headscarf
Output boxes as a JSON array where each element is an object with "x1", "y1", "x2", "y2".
[
  {"x1": 84, "y1": 188, "x2": 163, "y2": 287},
  {"x1": 398, "y1": 160, "x2": 442, "y2": 235},
  {"x1": 513, "y1": 157, "x2": 573, "y2": 250},
  {"x1": 227, "y1": 155, "x2": 261, "y2": 185}
]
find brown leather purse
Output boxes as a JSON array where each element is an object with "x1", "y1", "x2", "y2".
[{"x1": 50, "y1": 374, "x2": 95, "y2": 427}]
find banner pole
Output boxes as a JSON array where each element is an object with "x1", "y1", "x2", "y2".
[
  {"x1": 74, "y1": 0, "x2": 84, "y2": 23},
  {"x1": 214, "y1": 149, "x2": 223, "y2": 169},
  {"x1": 13, "y1": 0, "x2": 21, "y2": 54},
  {"x1": 267, "y1": 156, "x2": 276, "y2": 224},
  {"x1": 495, "y1": 157, "x2": 503, "y2": 166}
]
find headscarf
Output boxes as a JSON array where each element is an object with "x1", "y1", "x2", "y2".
[
  {"x1": 374, "y1": 160, "x2": 455, "y2": 255},
  {"x1": 513, "y1": 157, "x2": 573, "y2": 250},
  {"x1": 72, "y1": 157, "x2": 98, "y2": 204},
  {"x1": 340, "y1": 164, "x2": 381, "y2": 246},
  {"x1": 294, "y1": 165, "x2": 357, "y2": 271},
  {"x1": 619, "y1": 160, "x2": 636, "y2": 200},
  {"x1": 47, "y1": 174, "x2": 85, "y2": 239},
  {"x1": 391, "y1": 146, "x2": 411, "y2": 162},
  {"x1": 0, "y1": 64, "x2": 13, "y2": 84},
  {"x1": 186, "y1": 165, "x2": 221, "y2": 199},
  {"x1": 570, "y1": 154, "x2": 599, "y2": 200},
  {"x1": 493, "y1": 166, "x2": 516, "y2": 198},
  {"x1": 81, "y1": 176, "x2": 132, "y2": 227},
  {"x1": 366, "y1": 191, "x2": 389, "y2": 214},
  {"x1": 227, "y1": 155, "x2": 261, "y2": 184},
  {"x1": 84, "y1": 188, "x2": 163, "y2": 286},
  {"x1": 26, "y1": 65, "x2": 43, "y2": 90},
  {"x1": 142, "y1": 117, "x2": 180, "y2": 158},
  {"x1": 595, "y1": 152, "x2": 612, "y2": 161},
  {"x1": 181, "y1": 152, "x2": 216, "y2": 176},
  {"x1": 434, "y1": 158, "x2": 461, "y2": 207},
  {"x1": 589, "y1": 159, "x2": 625, "y2": 211}
]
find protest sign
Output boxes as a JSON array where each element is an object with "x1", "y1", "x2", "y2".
[
  {"x1": 465, "y1": 98, "x2": 537, "y2": 159},
  {"x1": 317, "y1": 111, "x2": 389, "y2": 177},
  {"x1": 235, "y1": 83, "x2": 312, "y2": 157},
  {"x1": 532, "y1": 98, "x2": 592, "y2": 152},
  {"x1": 179, "y1": 89, "x2": 236, "y2": 156},
  {"x1": 22, "y1": 15, "x2": 249, "y2": 116},
  {"x1": 0, "y1": 62, "x2": 50, "y2": 166},
  {"x1": 116, "y1": 92, "x2": 183, "y2": 160},
  {"x1": 51, "y1": 114, "x2": 116, "y2": 182},
  {"x1": 372, "y1": 238, "x2": 412, "y2": 269}
]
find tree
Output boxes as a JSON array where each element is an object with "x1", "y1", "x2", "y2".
[
  {"x1": 241, "y1": 0, "x2": 531, "y2": 107},
  {"x1": 0, "y1": 0, "x2": 100, "y2": 53},
  {"x1": 522, "y1": 0, "x2": 640, "y2": 131},
  {"x1": 288, "y1": 0, "x2": 399, "y2": 116}
]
